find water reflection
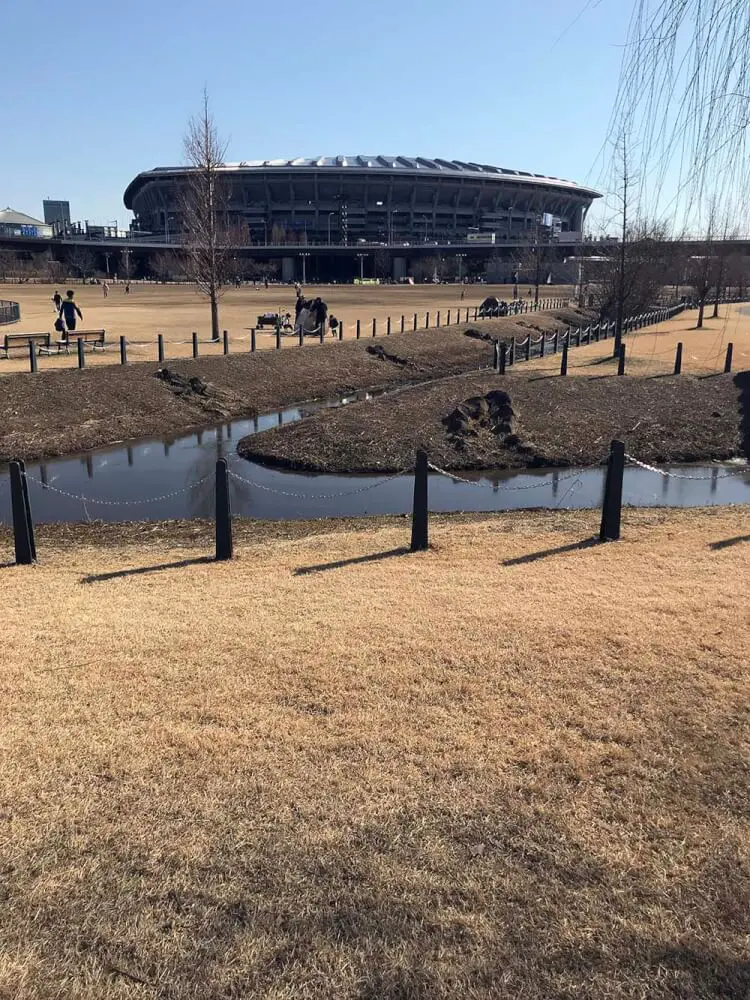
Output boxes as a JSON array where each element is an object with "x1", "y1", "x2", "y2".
[{"x1": 0, "y1": 393, "x2": 747, "y2": 524}]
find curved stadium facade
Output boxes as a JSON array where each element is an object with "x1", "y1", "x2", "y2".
[{"x1": 124, "y1": 155, "x2": 600, "y2": 246}]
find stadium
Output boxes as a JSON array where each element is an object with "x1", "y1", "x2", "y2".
[{"x1": 123, "y1": 155, "x2": 600, "y2": 247}]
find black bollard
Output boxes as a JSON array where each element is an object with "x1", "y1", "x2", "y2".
[
  {"x1": 275, "y1": 326, "x2": 281, "y2": 349},
  {"x1": 553, "y1": 330, "x2": 559, "y2": 353},
  {"x1": 410, "y1": 448, "x2": 429, "y2": 552},
  {"x1": 298, "y1": 325, "x2": 304, "y2": 346},
  {"x1": 158, "y1": 333, "x2": 165, "y2": 362},
  {"x1": 447, "y1": 309, "x2": 451, "y2": 325},
  {"x1": 356, "y1": 319, "x2": 361, "y2": 339},
  {"x1": 436, "y1": 311, "x2": 440, "y2": 327},
  {"x1": 120, "y1": 335, "x2": 127, "y2": 365},
  {"x1": 499, "y1": 342, "x2": 507, "y2": 375},
  {"x1": 425, "y1": 312, "x2": 430, "y2": 329},
  {"x1": 215, "y1": 458, "x2": 233, "y2": 561},
  {"x1": 539, "y1": 334, "x2": 545, "y2": 358},
  {"x1": 560, "y1": 341, "x2": 569, "y2": 376},
  {"x1": 192, "y1": 331, "x2": 199, "y2": 358},
  {"x1": 617, "y1": 343, "x2": 626, "y2": 375},
  {"x1": 473, "y1": 306, "x2": 478, "y2": 320},
  {"x1": 400, "y1": 314, "x2": 405, "y2": 333},
  {"x1": 28, "y1": 340, "x2": 37, "y2": 374},
  {"x1": 338, "y1": 321, "x2": 343, "y2": 341},
  {"x1": 9, "y1": 461, "x2": 35, "y2": 565},
  {"x1": 77, "y1": 337, "x2": 85, "y2": 369},
  {"x1": 724, "y1": 342, "x2": 733, "y2": 373},
  {"x1": 600, "y1": 439, "x2": 626, "y2": 541},
  {"x1": 251, "y1": 328, "x2": 256, "y2": 352},
  {"x1": 674, "y1": 342, "x2": 683, "y2": 375},
  {"x1": 387, "y1": 316, "x2": 391, "y2": 336},
  {"x1": 319, "y1": 324, "x2": 325, "y2": 344},
  {"x1": 372, "y1": 318, "x2": 377, "y2": 338},
  {"x1": 223, "y1": 329, "x2": 229, "y2": 355},
  {"x1": 413, "y1": 313, "x2": 418, "y2": 331},
  {"x1": 18, "y1": 460, "x2": 36, "y2": 562},
  {"x1": 508, "y1": 338, "x2": 515, "y2": 366}
]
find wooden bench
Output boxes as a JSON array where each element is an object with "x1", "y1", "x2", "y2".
[
  {"x1": 1, "y1": 332, "x2": 51, "y2": 357},
  {"x1": 46, "y1": 329, "x2": 106, "y2": 354}
]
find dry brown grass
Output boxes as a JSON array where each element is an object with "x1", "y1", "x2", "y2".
[
  {"x1": 0, "y1": 281, "x2": 570, "y2": 374},
  {"x1": 1, "y1": 507, "x2": 749, "y2": 999},
  {"x1": 519, "y1": 303, "x2": 750, "y2": 379}
]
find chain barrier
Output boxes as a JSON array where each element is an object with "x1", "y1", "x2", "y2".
[
  {"x1": 227, "y1": 467, "x2": 409, "y2": 500},
  {"x1": 22, "y1": 470, "x2": 215, "y2": 505},
  {"x1": 625, "y1": 455, "x2": 749, "y2": 480}
]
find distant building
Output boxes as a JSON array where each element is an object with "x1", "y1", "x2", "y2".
[
  {"x1": 0, "y1": 207, "x2": 53, "y2": 238},
  {"x1": 43, "y1": 199, "x2": 71, "y2": 231}
]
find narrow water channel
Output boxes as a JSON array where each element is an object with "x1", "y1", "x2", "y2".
[{"x1": 1, "y1": 393, "x2": 748, "y2": 523}]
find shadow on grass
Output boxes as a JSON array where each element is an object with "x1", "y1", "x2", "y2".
[
  {"x1": 709, "y1": 535, "x2": 750, "y2": 551},
  {"x1": 295, "y1": 546, "x2": 411, "y2": 576},
  {"x1": 503, "y1": 536, "x2": 600, "y2": 567},
  {"x1": 81, "y1": 555, "x2": 214, "y2": 584}
]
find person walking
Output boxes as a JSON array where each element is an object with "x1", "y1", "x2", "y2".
[
  {"x1": 52, "y1": 289, "x2": 62, "y2": 312},
  {"x1": 102, "y1": 281, "x2": 109, "y2": 298},
  {"x1": 124, "y1": 281, "x2": 130, "y2": 294},
  {"x1": 59, "y1": 289, "x2": 83, "y2": 334}
]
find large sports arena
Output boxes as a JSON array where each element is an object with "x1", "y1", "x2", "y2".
[{"x1": 123, "y1": 155, "x2": 600, "y2": 246}]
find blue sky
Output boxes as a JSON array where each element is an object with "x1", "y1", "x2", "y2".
[{"x1": 1, "y1": 0, "x2": 632, "y2": 226}]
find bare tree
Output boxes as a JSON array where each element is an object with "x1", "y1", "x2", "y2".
[
  {"x1": 593, "y1": 220, "x2": 675, "y2": 322},
  {"x1": 150, "y1": 250, "x2": 179, "y2": 282},
  {"x1": 66, "y1": 246, "x2": 96, "y2": 280},
  {"x1": 180, "y1": 91, "x2": 232, "y2": 340},
  {"x1": 120, "y1": 248, "x2": 137, "y2": 282},
  {"x1": 0, "y1": 249, "x2": 17, "y2": 280}
]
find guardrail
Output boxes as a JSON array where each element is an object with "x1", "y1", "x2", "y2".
[{"x1": 0, "y1": 300, "x2": 20, "y2": 325}]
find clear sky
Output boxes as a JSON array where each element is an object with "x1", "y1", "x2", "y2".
[{"x1": 1, "y1": 0, "x2": 632, "y2": 227}]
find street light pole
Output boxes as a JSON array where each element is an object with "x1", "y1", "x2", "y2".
[
  {"x1": 328, "y1": 212, "x2": 335, "y2": 245},
  {"x1": 300, "y1": 252, "x2": 311, "y2": 284}
]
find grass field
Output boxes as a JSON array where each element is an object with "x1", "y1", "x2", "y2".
[
  {"x1": 519, "y1": 302, "x2": 750, "y2": 378},
  {"x1": 1, "y1": 507, "x2": 749, "y2": 999},
  {"x1": 0, "y1": 281, "x2": 562, "y2": 374}
]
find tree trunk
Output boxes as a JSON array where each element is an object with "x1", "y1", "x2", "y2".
[
  {"x1": 697, "y1": 297, "x2": 705, "y2": 328},
  {"x1": 210, "y1": 288, "x2": 220, "y2": 341}
]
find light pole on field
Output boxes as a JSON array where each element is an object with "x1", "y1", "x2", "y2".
[
  {"x1": 327, "y1": 212, "x2": 335, "y2": 245},
  {"x1": 300, "y1": 252, "x2": 311, "y2": 285},
  {"x1": 456, "y1": 252, "x2": 467, "y2": 283},
  {"x1": 356, "y1": 253, "x2": 367, "y2": 281}
]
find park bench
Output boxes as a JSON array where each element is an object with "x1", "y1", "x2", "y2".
[
  {"x1": 1, "y1": 332, "x2": 51, "y2": 357},
  {"x1": 256, "y1": 312, "x2": 280, "y2": 328},
  {"x1": 45, "y1": 329, "x2": 107, "y2": 354}
]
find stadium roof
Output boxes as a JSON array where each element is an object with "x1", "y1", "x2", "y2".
[
  {"x1": 124, "y1": 157, "x2": 601, "y2": 207},
  {"x1": 0, "y1": 207, "x2": 46, "y2": 226}
]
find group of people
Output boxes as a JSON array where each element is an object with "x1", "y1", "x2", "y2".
[{"x1": 51, "y1": 289, "x2": 83, "y2": 335}]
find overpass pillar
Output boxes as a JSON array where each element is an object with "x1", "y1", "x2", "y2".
[
  {"x1": 392, "y1": 256, "x2": 407, "y2": 281},
  {"x1": 281, "y1": 257, "x2": 295, "y2": 283}
]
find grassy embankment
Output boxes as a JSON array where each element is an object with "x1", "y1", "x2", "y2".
[{"x1": 1, "y1": 507, "x2": 749, "y2": 999}]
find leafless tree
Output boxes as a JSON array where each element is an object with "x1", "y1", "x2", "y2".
[
  {"x1": 180, "y1": 90, "x2": 232, "y2": 340},
  {"x1": 150, "y1": 250, "x2": 179, "y2": 282},
  {"x1": 592, "y1": 220, "x2": 675, "y2": 321},
  {"x1": 0, "y1": 249, "x2": 17, "y2": 280},
  {"x1": 372, "y1": 249, "x2": 390, "y2": 280},
  {"x1": 120, "y1": 248, "x2": 137, "y2": 282},
  {"x1": 66, "y1": 245, "x2": 97, "y2": 280}
]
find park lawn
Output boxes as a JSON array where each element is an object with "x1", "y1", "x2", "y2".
[
  {"x1": 0, "y1": 281, "x2": 569, "y2": 373},
  {"x1": 1, "y1": 506, "x2": 749, "y2": 999}
]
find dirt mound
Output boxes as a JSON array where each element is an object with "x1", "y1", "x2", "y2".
[
  {"x1": 154, "y1": 367, "x2": 245, "y2": 419},
  {"x1": 366, "y1": 344, "x2": 410, "y2": 367},
  {"x1": 443, "y1": 390, "x2": 519, "y2": 451}
]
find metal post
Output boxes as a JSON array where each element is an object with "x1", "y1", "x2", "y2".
[
  {"x1": 77, "y1": 337, "x2": 85, "y2": 369},
  {"x1": 356, "y1": 319, "x2": 361, "y2": 339},
  {"x1": 215, "y1": 458, "x2": 233, "y2": 560},
  {"x1": 298, "y1": 325, "x2": 304, "y2": 346},
  {"x1": 28, "y1": 340, "x2": 37, "y2": 374},
  {"x1": 192, "y1": 331, "x2": 199, "y2": 358},
  {"x1": 120, "y1": 335, "x2": 127, "y2": 364},
  {"x1": 673, "y1": 342, "x2": 683, "y2": 375},
  {"x1": 553, "y1": 330, "x2": 559, "y2": 353},
  {"x1": 436, "y1": 311, "x2": 440, "y2": 327},
  {"x1": 724, "y1": 343, "x2": 733, "y2": 373},
  {"x1": 276, "y1": 327, "x2": 281, "y2": 350},
  {"x1": 425, "y1": 312, "x2": 430, "y2": 329},
  {"x1": 251, "y1": 328, "x2": 256, "y2": 352},
  {"x1": 9, "y1": 461, "x2": 34, "y2": 565},
  {"x1": 372, "y1": 318, "x2": 377, "y2": 338},
  {"x1": 473, "y1": 306, "x2": 478, "y2": 320},
  {"x1": 617, "y1": 343, "x2": 626, "y2": 375},
  {"x1": 539, "y1": 334, "x2": 545, "y2": 358},
  {"x1": 447, "y1": 309, "x2": 451, "y2": 325},
  {"x1": 410, "y1": 448, "x2": 429, "y2": 552},
  {"x1": 499, "y1": 342, "x2": 507, "y2": 375},
  {"x1": 18, "y1": 460, "x2": 36, "y2": 562},
  {"x1": 508, "y1": 338, "x2": 515, "y2": 366},
  {"x1": 338, "y1": 321, "x2": 343, "y2": 342},
  {"x1": 413, "y1": 313, "x2": 417, "y2": 331},
  {"x1": 158, "y1": 333, "x2": 165, "y2": 361},
  {"x1": 400, "y1": 314, "x2": 405, "y2": 333},
  {"x1": 223, "y1": 329, "x2": 229, "y2": 355},
  {"x1": 387, "y1": 316, "x2": 391, "y2": 336},
  {"x1": 599, "y1": 439, "x2": 625, "y2": 541}
]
